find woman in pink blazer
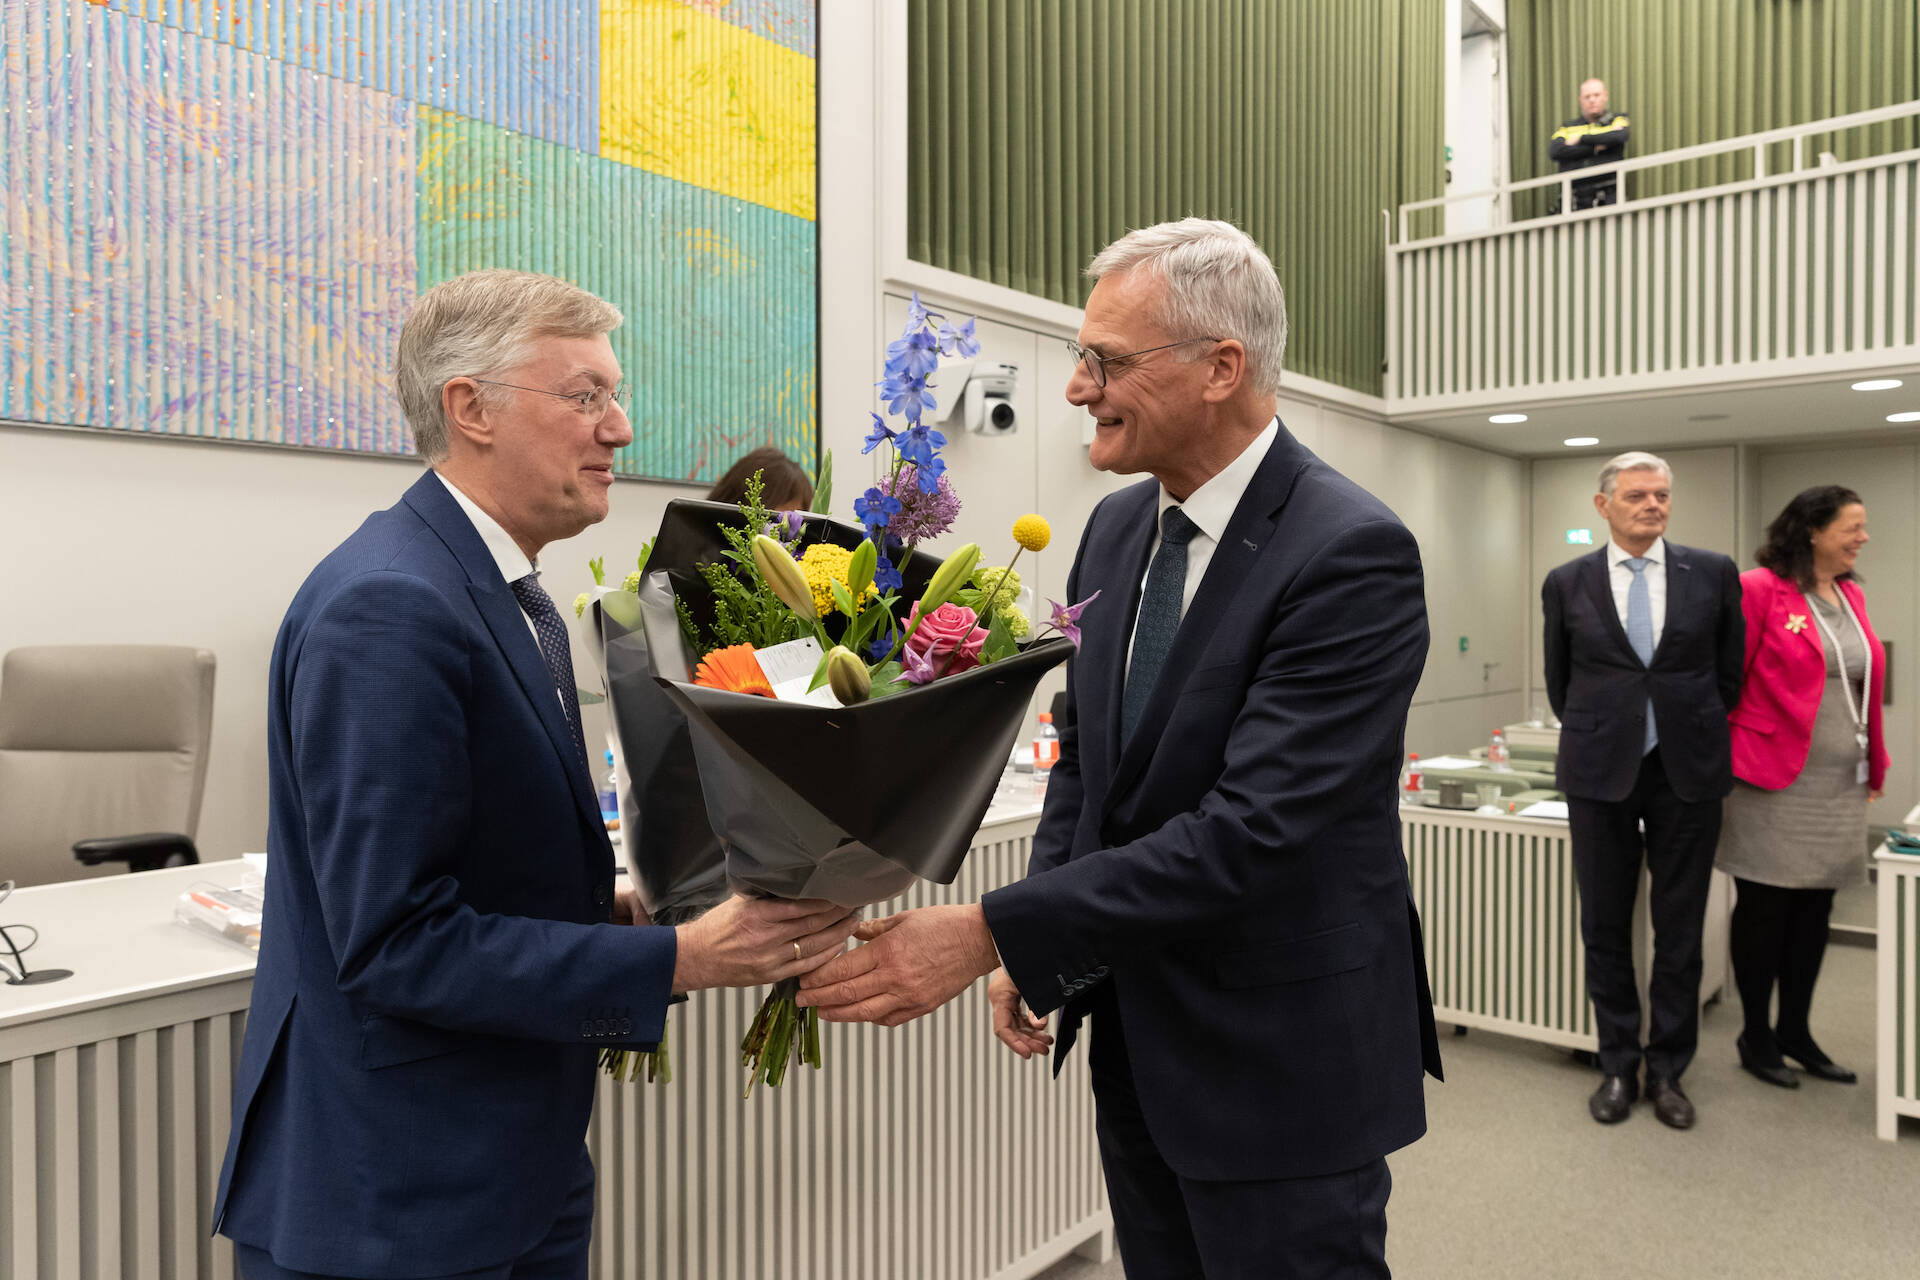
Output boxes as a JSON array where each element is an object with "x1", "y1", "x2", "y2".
[{"x1": 1719, "y1": 486, "x2": 1884, "y2": 1090}]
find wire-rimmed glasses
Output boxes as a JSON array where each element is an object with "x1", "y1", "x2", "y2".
[
  {"x1": 471, "y1": 378, "x2": 633, "y2": 420},
  {"x1": 1064, "y1": 337, "x2": 1221, "y2": 388}
]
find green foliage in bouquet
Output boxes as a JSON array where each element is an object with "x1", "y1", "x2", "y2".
[{"x1": 687, "y1": 473, "x2": 817, "y2": 659}]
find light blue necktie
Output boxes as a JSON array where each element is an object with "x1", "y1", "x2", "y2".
[
  {"x1": 1122, "y1": 507, "x2": 1199, "y2": 744},
  {"x1": 1624, "y1": 557, "x2": 1658, "y2": 755}
]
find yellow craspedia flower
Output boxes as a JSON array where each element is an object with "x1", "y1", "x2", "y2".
[
  {"x1": 1011, "y1": 514, "x2": 1051, "y2": 552},
  {"x1": 798, "y1": 543, "x2": 879, "y2": 617},
  {"x1": 1004, "y1": 603, "x2": 1031, "y2": 640}
]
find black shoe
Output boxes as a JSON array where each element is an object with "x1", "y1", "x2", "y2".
[
  {"x1": 1737, "y1": 1033, "x2": 1800, "y2": 1089},
  {"x1": 1645, "y1": 1076, "x2": 1696, "y2": 1130},
  {"x1": 1777, "y1": 1036, "x2": 1858, "y2": 1085},
  {"x1": 1589, "y1": 1074, "x2": 1636, "y2": 1124}
]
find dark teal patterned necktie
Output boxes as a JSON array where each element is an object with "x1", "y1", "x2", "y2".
[
  {"x1": 511, "y1": 570, "x2": 589, "y2": 770},
  {"x1": 1122, "y1": 506, "x2": 1200, "y2": 744}
]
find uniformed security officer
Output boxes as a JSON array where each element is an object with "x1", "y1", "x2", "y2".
[{"x1": 1550, "y1": 78, "x2": 1631, "y2": 210}]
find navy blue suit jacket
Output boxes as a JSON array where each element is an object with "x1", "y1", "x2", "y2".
[
  {"x1": 1542, "y1": 544, "x2": 1743, "y2": 804},
  {"x1": 213, "y1": 473, "x2": 676, "y2": 1276},
  {"x1": 982, "y1": 423, "x2": 1442, "y2": 1183}
]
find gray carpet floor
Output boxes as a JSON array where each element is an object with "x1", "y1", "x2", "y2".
[{"x1": 1039, "y1": 944, "x2": 1919, "y2": 1279}]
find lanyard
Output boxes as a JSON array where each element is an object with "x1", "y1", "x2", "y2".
[{"x1": 1806, "y1": 589, "x2": 1872, "y2": 751}]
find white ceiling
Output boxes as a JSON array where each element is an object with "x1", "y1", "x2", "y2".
[{"x1": 1392, "y1": 363, "x2": 1920, "y2": 458}]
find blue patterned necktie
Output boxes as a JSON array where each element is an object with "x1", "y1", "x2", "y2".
[
  {"x1": 511, "y1": 570, "x2": 589, "y2": 770},
  {"x1": 1624, "y1": 557, "x2": 1658, "y2": 755},
  {"x1": 1122, "y1": 507, "x2": 1200, "y2": 745}
]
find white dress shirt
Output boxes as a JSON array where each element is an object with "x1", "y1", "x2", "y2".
[
  {"x1": 1125, "y1": 417, "x2": 1280, "y2": 672},
  {"x1": 1606, "y1": 535, "x2": 1667, "y2": 651},
  {"x1": 435, "y1": 471, "x2": 549, "y2": 661}
]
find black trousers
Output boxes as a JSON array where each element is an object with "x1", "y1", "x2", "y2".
[
  {"x1": 1087, "y1": 990, "x2": 1392, "y2": 1279},
  {"x1": 1729, "y1": 878, "x2": 1837, "y2": 1056},
  {"x1": 1567, "y1": 749, "x2": 1722, "y2": 1081}
]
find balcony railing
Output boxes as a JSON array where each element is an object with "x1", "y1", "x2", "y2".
[{"x1": 1385, "y1": 102, "x2": 1920, "y2": 413}]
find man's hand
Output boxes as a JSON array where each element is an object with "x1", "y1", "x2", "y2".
[
  {"x1": 611, "y1": 883, "x2": 649, "y2": 927},
  {"x1": 671, "y1": 896, "x2": 859, "y2": 994},
  {"x1": 796, "y1": 904, "x2": 999, "y2": 1027},
  {"x1": 1871, "y1": 788, "x2": 1885, "y2": 803},
  {"x1": 988, "y1": 967, "x2": 1052, "y2": 1059}
]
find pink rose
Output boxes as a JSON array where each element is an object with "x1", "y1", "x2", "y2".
[{"x1": 904, "y1": 600, "x2": 986, "y2": 675}]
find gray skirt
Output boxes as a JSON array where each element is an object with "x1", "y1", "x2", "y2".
[{"x1": 1716, "y1": 675, "x2": 1868, "y2": 890}]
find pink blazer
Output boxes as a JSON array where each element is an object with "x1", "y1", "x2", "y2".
[{"x1": 1728, "y1": 567, "x2": 1888, "y2": 791}]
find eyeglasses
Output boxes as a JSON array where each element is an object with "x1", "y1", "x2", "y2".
[
  {"x1": 1065, "y1": 337, "x2": 1221, "y2": 388},
  {"x1": 471, "y1": 378, "x2": 632, "y2": 420}
]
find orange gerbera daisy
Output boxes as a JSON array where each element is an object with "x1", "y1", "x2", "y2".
[{"x1": 692, "y1": 644, "x2": 775, "y2": 697}]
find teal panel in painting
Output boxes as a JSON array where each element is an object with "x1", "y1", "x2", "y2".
[{"x1": 416, "y1": 108, "x2": 816, "y2": 483}]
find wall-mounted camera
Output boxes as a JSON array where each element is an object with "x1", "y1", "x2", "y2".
[{"x1": 935, "y1": 358, "x2": 1020, "y2": 436}]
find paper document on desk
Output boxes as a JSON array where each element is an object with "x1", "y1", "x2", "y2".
[
  {"x1": 1517, "y1": 800, "x2": 1569, "y2": 820},
  {"x1": 1417, "y1": 755, "x2": 1482, "y2": 771}
]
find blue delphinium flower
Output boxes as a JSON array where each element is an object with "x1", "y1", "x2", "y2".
[
  {"x1": 873, "y1": 554, "x2": 903, "y2": 594},
  {"x1": 854, "y1": 486, "x2": 902, "y2": 534},
  {"x1": 862, "y1": 412, "x2": 896, "y2": 455},
  {"x1": 937, "y1": 316, "x2": 981, "y2": 358}
]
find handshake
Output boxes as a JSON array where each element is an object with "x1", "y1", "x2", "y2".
[{"x1": 650, "y1": 894, "x2": 1055, "y2": 1061}]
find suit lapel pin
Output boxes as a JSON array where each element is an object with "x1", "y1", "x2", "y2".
[{"x1": 1785, "y1": 613, "x2": 1808, "y2": 634}]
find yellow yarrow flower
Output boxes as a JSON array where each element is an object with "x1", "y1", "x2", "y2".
[
  {"x1": 798, "y1": 543, "x2": 879, "y2": 617},
  {"x1": 573, "y1": 592, "x2": 591, "y2": 619},
  {"x1": 1011, "y1": 514, "x2": 1051, "y2": 552}
]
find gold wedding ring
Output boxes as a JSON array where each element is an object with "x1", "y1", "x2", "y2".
[{"x1": 793, "y1": 941, "x2": 803, "y2": 962}]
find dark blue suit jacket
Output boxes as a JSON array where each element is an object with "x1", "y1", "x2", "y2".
[
  {"x1": 982, "y1": 424, "x2": 1442, "y2": 1183},
  {"x1": 1542, "y1": 543, "x2": 1744, "y2": 804},
  {"x1": 213, "y1": 473, "x2": 676, "y2": 1276}
]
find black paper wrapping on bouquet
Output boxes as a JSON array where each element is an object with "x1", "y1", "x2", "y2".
[
  {"x1": 592, "y1": 497, "x2": 1072, "y2": 914},
  {"x1": 655, "y1": 637, "x2": 1072, "y2": 908}
]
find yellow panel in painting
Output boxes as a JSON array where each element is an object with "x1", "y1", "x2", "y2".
[{"x1": 600, "y1": 0, "x2": 816, "y2": 221}]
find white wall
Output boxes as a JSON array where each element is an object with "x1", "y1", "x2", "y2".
[{"x1": 0, "y1": 423, "x2": 701, "y2": 863}]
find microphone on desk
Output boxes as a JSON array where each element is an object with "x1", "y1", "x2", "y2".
[{"x1": 0, "y1": 881, "x2": 74, "y2": 987}]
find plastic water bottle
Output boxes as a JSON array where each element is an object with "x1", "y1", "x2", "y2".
[
  {"x1": 1401, "y1": 752, "x2": 1423, "y2": 799},
  {"x1": 1033, "y1": 712, "x2": 1060, "y2": 778},
  {"x1": 1488, "y1": 729, "x2": 1511, "y2": 773},
  {"x1": 599, "y1": 750, "x2": 620, "y2": 828}
]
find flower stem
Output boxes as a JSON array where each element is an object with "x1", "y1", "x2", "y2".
[{"x1": 937, "y1": 549, "x2": 1022, "y2": 680}]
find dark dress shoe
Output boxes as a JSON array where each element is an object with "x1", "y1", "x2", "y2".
[
  {"x1": 1645, "y1": 1076, "x2": 1696, "y2": 1130},
  {"x1": 1777, "y1": 1038, "x2": 1858, "y2": 1085},
  {"x1": 1588, "y1": 1074, "x2": 1636, "y2": 1124},
  {"x1": 1737, "y1": 1033, "x2": 1800, "y2": 1089}
]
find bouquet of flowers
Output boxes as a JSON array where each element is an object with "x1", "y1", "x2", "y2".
[{"x1": 582, "y1": 296, "x2": 1099, "y2": 1093}]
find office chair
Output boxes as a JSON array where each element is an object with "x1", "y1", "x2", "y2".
[{"x1": 0, "y1": 645, "x2": 216, "y2": 887}]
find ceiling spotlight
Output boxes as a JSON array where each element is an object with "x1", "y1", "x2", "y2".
[
  {"x1": 1489, "y1": 413, "x2": 1529, "y2": 424},
  {"x1": 1888, "y1": 411, "x2": 1920, "y2": 423},
  {"x1": 1563, "y1": 437, "x2": 1600, "y2": 447},
  {"x1": 1853, "y1": 379, "x2": 1904, "y2": 391}
]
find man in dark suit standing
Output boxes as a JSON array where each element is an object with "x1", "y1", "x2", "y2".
[
  {"x1": 800, "y1": 219, "x2": 1443, "y2": 1277},
  {"x1": 1543, "y1": 451, "x2": 1743, "y2": 1130},
  {"x1": 214, "y1": 270, "x2": 857, "y2": 1279}
]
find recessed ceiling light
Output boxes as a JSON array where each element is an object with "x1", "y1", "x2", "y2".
[
  {"x1": 1563, "y1": 436, "x2": 1600, "y2": 447},
  {"x1": 1686, "y1": 413, "x2": 1729, "y2": 422},
  {"x1": 1853, "y1": 379, "x2": 1904, "y2": 391},
  {"x1": 1888, "y1": 411, "x2": 1920, "y2": 423},
  {"x1": 1489, "y1": 413, "x2": 1528, "y2": 424}
]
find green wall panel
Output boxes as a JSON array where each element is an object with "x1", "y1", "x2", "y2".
[
  {"x1": 1507, "y1": 0, "x2": 1919, "y2": 217},
  {"x1": 907, "y1": 0, "x2": 1445, "y2": 398}
]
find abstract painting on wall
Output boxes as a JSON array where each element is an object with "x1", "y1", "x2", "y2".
[{"x1": 0, "y1": 0, "x2": 817, "y2": 482}]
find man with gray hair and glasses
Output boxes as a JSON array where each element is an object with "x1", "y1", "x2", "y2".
[
  {"x1": 1543, "y1": 451, "x2": 1743, "y2": 1131},
  {"x1": 801, "y1": 218, "x2": 1443, "y2": 1276},
  {"x1": 214, "y1": 270, "x2": 857, "y2": 1279}
]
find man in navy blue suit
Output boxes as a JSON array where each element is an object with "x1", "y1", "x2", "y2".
[
  {"x1": 214, "y1": 270, "x2": 857, "y2": 1279},
  {"x1": 802, "y1": 221, "x2": 1442, "y2": 1277}
]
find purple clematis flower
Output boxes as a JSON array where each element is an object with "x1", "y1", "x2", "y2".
[
  {"x1": 1045, "y1": 591, "x2": 1103, "y2": 648},
  {"x1": 763, "y1": 509, "x2": 806, "y2": 542},
  {"x1": 900, "y1": 643, "x2": 939, "y2": 686}
]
